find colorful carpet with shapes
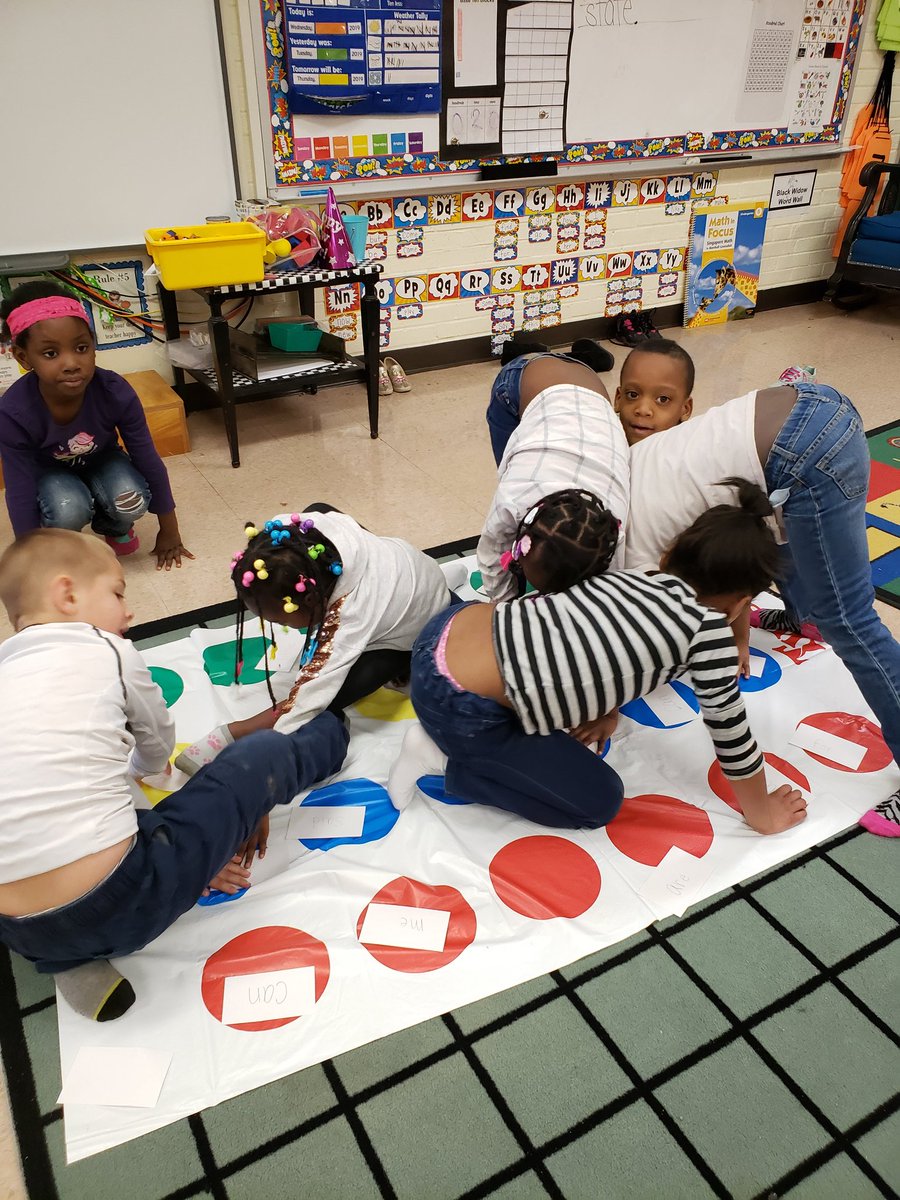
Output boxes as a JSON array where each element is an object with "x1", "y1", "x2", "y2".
[{"x1": 867, "y1": 420, "x2": 900, "y2": 609}]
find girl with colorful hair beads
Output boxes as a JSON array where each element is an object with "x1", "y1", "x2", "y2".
[
  {"x1": 0, "y1": 282, "x2": 191, "y2": 568},
  {"x1": 175, "y1": 507, "x2": 458, "y2": 779}
]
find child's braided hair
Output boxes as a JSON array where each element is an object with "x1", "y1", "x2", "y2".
[
  {"x1": 230, "y1": 515, "x2": 344, "y2": 704},
  {"x1": 507, "y1": 488, "x2": 620, "y2": 593}
]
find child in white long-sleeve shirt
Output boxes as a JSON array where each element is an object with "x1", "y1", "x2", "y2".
[
  {"x1": 177, "y1": 508, "x2": 455, "y2": 781},
  {"x1": 0, "y1": 530, "x2": 348, "y2": 1021}
]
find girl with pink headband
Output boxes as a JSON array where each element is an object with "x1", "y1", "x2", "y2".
[{"x1": 0, "y1": 282, "x2": 191, "y2": 568}]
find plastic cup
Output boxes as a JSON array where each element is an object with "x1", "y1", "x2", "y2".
[{"x1": 342, "y1": 215, "x2": 369, "y2": 263}]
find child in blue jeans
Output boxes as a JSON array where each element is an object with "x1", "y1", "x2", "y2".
[
  {"x1": 0, "y1": 282, "x2": 191, "y2": 569},
  {"x1": 625, "y1": 376, "x2": 900, "y2": 839},
  {"x1": 0, "y1": 530, "x2": 348, "y2": 1020},
  {"x1": 391, "y1": 482, "x2": 807, "y2": 837}
]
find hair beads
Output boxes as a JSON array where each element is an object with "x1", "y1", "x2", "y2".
[{"x1": 230, "y1": 513, "x2": 346, "y2": 703}]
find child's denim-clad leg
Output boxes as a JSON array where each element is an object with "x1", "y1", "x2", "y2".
[
  {"x1": 486, "y1": 352, "x2": 583, "y2": 464},
  {"x1": 0, "y1": 713, "x2": 349, "y2": 974},
  {"x1": 411, "y1": 605, "x2": 624, "y2": 828},
  {"x1": 38, "y1": 449, "x2": 151, "y2": 537},
  {"x1": 766, "y1": 382, "x2": 900, "y2": 765},
  {"x1": 486, "y1": 357, "x2": 531, "y2": 465}
]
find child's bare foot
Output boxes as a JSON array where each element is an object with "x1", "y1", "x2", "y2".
[{"x1": 741, "y1": 784, "x2": 807, "y2": 834}]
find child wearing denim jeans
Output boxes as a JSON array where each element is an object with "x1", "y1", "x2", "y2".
[
  {"x1": 479, "y1": 349, "x2": 630, "y2": 603},
  {"x1": 625, "y1": 377, "x2": 900, "y2": 838},
  {"x1": 391, "y1": 482, "x2": 807, "y2": 837},
  {"x1": 0, "y1": 282, "x2": 191, "y2": 569},
  {"x1": 0, "y1": 530, "x2": 348, "y2": 1021}
]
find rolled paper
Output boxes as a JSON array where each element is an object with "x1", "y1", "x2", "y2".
[{"x1": 322, "y1": 188, "x2": 356, "y2": 269}]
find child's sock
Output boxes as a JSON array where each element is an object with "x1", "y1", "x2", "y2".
[
  {"x1": 440, "y1": 559, "x2": 469, "y2": 592},
  {"x1": 859, "y1": 790, "x2": 900, "y2": 838},
  {"x1": 174, "y1": 724, "x2": 234, "y2": 778},
  {"x1": 388, "y1": 724, "x2": 448, "y2": 811},
  {"x1": 749, "y1": 608, "x2": 822, "y2": 641},
  {"x1": 105, "y1": 527, "x2": 140, "y2": 557},
  {"x1": 55, "y1": 960, "x2": 136, "y2": 1021}
]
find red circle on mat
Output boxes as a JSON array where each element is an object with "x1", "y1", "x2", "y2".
[
  {"x1": 489, "y1": 836, "x2": 601, "y2": 919},
  {"x1": 795, "y1": 712, "x2": 890, "y2": 773},
  {"x1": 606, "y1": 794, "x2": 714, "y2": 866},
  {"x1": 708, "y1": 754, "x2": 810, "y2": 814},
  {"x1": 357, "y1": 877, "x2": 476, "y2": 972},
  {"x1": 201, "y1": 926, "x2": 330, "y2": 1032}
]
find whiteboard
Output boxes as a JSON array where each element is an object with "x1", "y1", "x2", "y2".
[
  {"x1": 0, "y1": 0, "x2": 238, "y2": 256},
  {"x1": 566, "y1": 0, "x2": 812, "y2": 144}
]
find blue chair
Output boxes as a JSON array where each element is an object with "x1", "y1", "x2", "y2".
[{"x1": 826, "y1": 161, "x2": 900, "y2": 304}]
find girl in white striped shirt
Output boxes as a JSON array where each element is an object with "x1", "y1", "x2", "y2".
[{"x1": 390, "y1": 481, "x2": 807, "y2": 837}]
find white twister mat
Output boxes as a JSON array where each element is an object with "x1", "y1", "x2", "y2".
[{"x1": 56, "y1": 562, "x2": 899, "y2": 1161}]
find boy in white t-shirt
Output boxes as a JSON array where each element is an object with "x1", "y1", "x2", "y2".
[{"x1": 0, "y1": 530, "x2": 348, "y2": 1020}]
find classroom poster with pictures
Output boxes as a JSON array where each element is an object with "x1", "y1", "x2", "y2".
[
  {"x1": 1, "y1": 261, "x2": 151, "y2": 352},
  {"x1": 684, "y1": 202, "x2": 768, "y2": 329},
  {"x1": 77, "y1": 261, "x2": 152, "y2": 350}
]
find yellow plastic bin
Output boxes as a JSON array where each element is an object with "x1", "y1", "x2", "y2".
[{"x1": 145, "y1": 223, "x2": 265, "y2": 290}]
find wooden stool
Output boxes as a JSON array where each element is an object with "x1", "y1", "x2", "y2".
[{"x1": 124, "y1": 371, "x2": 190, "y2": 458}]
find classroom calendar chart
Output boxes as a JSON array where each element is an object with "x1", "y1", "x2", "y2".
[{"x1": 283, "y1": 0, "x2": 442, "y2": 115}]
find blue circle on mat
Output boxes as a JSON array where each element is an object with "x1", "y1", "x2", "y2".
[
  {"x1": 296, "y1": 777, "x2": 398, "y2": 850},
  {"x1": 197, "y1": 886, "x2": 248, "y2": 907},
  {"x1": 738, "y1": 648, "x2": 782, "y2": 693},
  {"x1": 417, "y1": 774, "x2": 472, "y2": 805},
  {"x1": 620, "y1": 680, "x2": 700, "y2": 729}
]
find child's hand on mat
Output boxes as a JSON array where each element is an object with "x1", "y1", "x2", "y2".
[
  {"x1": 735, "y1": 779, "x2": 807, "y2": 835},
  {"x1": 571, "y1": 709, "x2": 619, "y2": 747},
  {"x1": 736, "y1": 647, "x2": 752, "y2": 679},
  {"x1": 237, "y1": 815, "x2": 269, "y2": 868},
  {"x1": 204, "y1": 855, "x2": 251, "y2": 895}
]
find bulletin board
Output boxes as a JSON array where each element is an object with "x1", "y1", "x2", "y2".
[{"x1": 255, "y1": 0, "x2": 867, "y2": 190}]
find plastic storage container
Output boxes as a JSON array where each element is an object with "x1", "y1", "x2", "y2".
[
  {"x1": 145, "y1": 223, "x2": 265, "y2": 290},
  {"x1": 268, "y1": 323, "x2": 323, "y2": 352}
]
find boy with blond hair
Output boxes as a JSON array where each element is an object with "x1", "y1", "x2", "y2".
[{"x1": 0, "y1": 530, "x2": 347, "y2": 1019}]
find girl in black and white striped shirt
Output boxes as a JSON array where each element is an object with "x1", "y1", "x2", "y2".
[{"x1": 390, "y1": 481, "x2": 807, "y2": 837}]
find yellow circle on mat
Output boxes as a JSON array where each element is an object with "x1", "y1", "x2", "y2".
[{"x1": 352, "y1": 688, "x2": 416, "y2": 722}]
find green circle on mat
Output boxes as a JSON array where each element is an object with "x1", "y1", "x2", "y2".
[
  {"x1": 149, "y1": 665, "x2": 184, "y2": 708},
  {"x1": 470, "y1": 569, "x2": 483, "y2": 591},
  {"x1": 203, "y1": 637, "x2": 270, "y2": 687}
]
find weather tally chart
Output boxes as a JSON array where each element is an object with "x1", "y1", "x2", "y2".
[
  {"x1": 283, "y1": 0, "x2": 441, "y2": 115},
  {"x1": 55, "y1": 565, "x2": 897, "y2": 1162}
]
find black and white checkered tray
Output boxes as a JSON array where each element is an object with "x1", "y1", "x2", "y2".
[{"x1": 212, "y1": 260, "x2": 382, "y2": 296}]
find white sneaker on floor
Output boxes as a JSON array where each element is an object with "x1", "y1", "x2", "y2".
[
  {"x1": 388, "y1": 723, "x2": 448, "y2": 811},
  {"x1": 440, "y1": 559, "x2": 469, "y2": 593}
]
